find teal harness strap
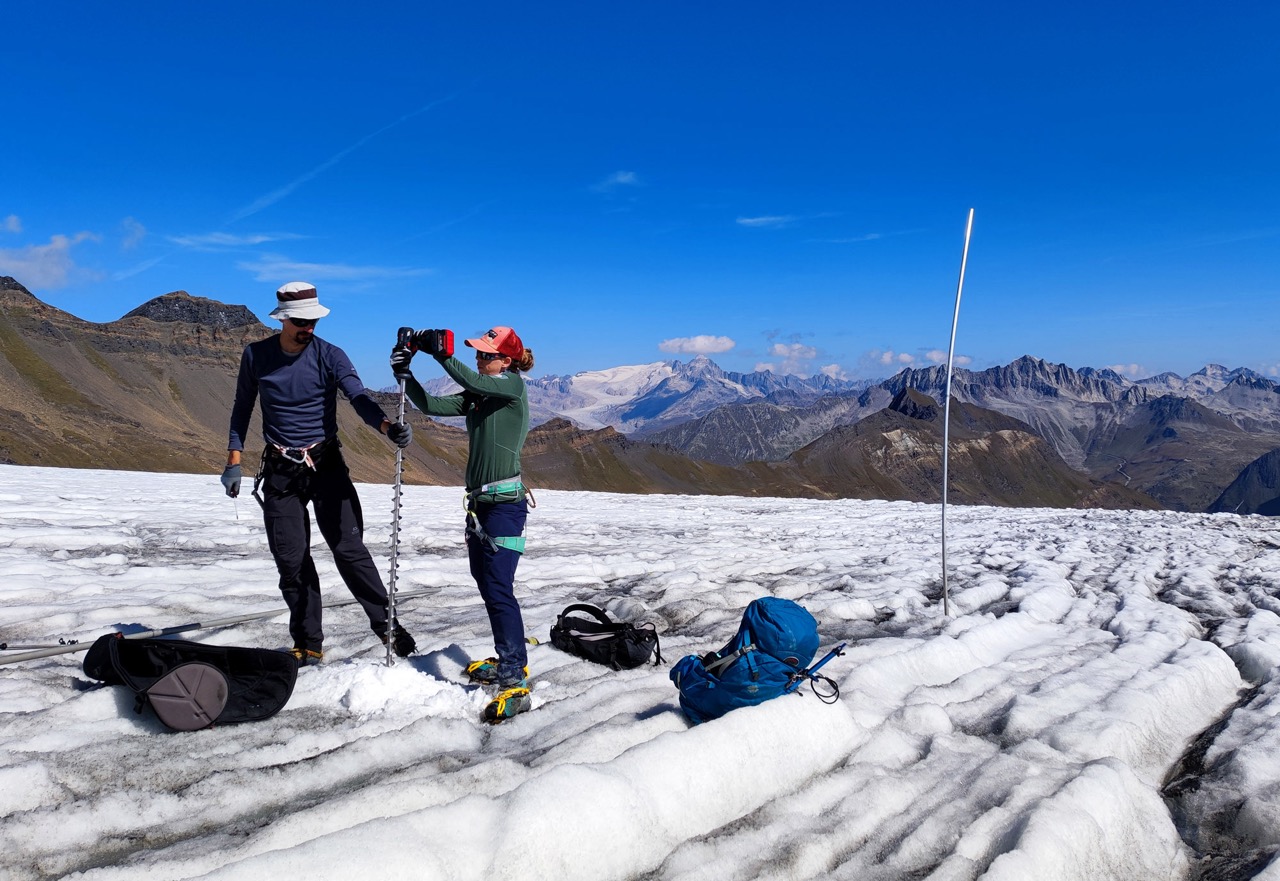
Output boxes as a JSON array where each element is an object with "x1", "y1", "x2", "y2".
[
  {"x1": 472, "y1": 475, "x2": 526, "y2": 504},
  {"x1": 463, "y1": 477, "x2": 529, "y2": 555},
  {"x1": 492, "y1": 535, "x2": 526, "y2": 553}
]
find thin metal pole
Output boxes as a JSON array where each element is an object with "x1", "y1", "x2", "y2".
[
  {"x1": 941, "y1": 208, "x2": 975, "y2": 618},
  {"x1": 385, "y1": 375, "x2": 408, "y2": 667},
  {"x1": 0, "y1": 587, "x2": 440, "y2": 667}
]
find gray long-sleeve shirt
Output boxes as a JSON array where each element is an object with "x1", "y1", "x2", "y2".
[{"x1": 228, "y1": 335, "x2": 388, "y2": 452}]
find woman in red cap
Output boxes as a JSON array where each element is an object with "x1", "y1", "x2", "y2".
[{"x1": 391, "y1": 326, "x2": 536, "y2": 723}]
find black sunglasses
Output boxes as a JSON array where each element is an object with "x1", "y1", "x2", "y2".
[
  {"x1": 476, "y1": 351, "x2": 507, "y2": 361},
  {"x1": 288, "y1": 317, "x2": 318, "y2": 328}
]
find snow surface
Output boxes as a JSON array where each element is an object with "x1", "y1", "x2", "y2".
[{"x1": 3, "y1": 465, "x2": 1280, "y2": 880}]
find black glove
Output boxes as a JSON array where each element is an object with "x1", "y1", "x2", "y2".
[
  {"x1": 411, "y1": 328, "x2": 454, "y2": 357},
  {"x1": 387, "y1": 421, "x2": 413, "y2": 448},
  {"x1": 390, "y1": 345, "x2": 414, "y2": 378},
  {"x1": 221, "y1": 464, "x2": 241, "y2": 498}
]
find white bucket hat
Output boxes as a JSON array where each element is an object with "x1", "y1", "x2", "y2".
[{"x1": 268, "y1": 282, "x2": 331, "y2": 320}]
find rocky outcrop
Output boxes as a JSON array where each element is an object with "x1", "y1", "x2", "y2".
[{"x1": 122, "y1": 291, "x2": 262, "y2": 328}]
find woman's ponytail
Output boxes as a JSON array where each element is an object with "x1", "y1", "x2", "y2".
[{"x1": 512, "y1": 348, "x2": 535, "y2": 373}]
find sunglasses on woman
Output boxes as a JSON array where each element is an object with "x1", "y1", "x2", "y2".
[
  {"x1": 476, "y1": 351, "x2": 507, "y2": 361},
  {"x1": 288, "y1": 317, "x2": 318, "y2": 328}
]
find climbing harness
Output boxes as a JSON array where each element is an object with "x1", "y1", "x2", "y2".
[
  {"x1": 464, "y1": 475, "x2": 533, "y2": 554},
  {"x1": 250, "y1": 439, "x2": 334, "y2": 508}
]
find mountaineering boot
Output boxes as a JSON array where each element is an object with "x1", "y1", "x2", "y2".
[
  {"x1": 482, "y1": 679, "x2": 532, "y2": 724},
  {"x1": 466, "y1": 658, "x2": 529, "y2": 686},
  {"x1": 381, "y1": 623, "x2": 417, "y2": 658},
  {"x1": 375, "y1": 619, "x2": 417, "y2": 658},
  {"x1": 289, "y1": 647, "x2": 323, "y2": 666}
]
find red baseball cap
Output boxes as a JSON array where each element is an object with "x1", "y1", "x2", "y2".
[{"x1": 465, "y1": 326, "x2": 524, "y2": 359}]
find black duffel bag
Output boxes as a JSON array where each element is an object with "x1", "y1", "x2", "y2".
[
  {"x1": 84, "y1": 634, "x2": 298, "y2": 731},
  {"x1": 549, "y1": 604, "x2": 663, "y2": 670}
]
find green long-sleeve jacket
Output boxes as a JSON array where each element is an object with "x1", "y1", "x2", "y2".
[{"x1": 404, "y1": 355, "x2": 529, "y2": 491}]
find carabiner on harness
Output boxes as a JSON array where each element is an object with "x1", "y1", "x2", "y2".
[{"x1": 463, "y1": 491, "x2": 500, "y2": 553}]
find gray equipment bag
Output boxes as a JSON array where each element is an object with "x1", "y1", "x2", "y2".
[{"x1": 146, "y1": 662, "x2": 231, "y2": 731}]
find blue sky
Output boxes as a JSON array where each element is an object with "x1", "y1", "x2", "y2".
[{"x1": 2, "y1": 2, "x2": 1277, "y2": 385}]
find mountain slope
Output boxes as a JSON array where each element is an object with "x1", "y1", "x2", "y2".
[
  {"x1": 0, "y1": 276, "x2": 470, "y2": 484},
  {"x1": 760, "y1": 389, "x2": 1159, "y2": 509},
  {"x1": 1208, "y1": 447, "x2": 1280, "y2": 515},
  {"x1": 648, "y1": 355, "x2": 1280, "y2": 512}
]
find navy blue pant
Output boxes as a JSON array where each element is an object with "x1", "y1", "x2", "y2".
[
  {"x1": 466, "y1": 499, "x2": 528, "y2": 684},
  {"x1": 261, "y1": 447, "x2": 389, "y2": 652}
]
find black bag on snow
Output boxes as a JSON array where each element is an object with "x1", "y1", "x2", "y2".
[
  {"x1": 83, "y1": 634, "x2": 298, "y2": 731},
  {"x1": 549, "y1": 603, "x2": 663, "y2": 670}
]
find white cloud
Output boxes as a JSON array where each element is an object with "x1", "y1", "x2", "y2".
[
  {"x1": 1105, "y1": 363, "x2": 1147, "y2": 379},
  {"x1": 0, "y1": 231, "x2": 101, "y2": 288},
  {"x1": 764, "y1": 342, "x2": 819, "y2": 375},
  {"x1": 3, "y1": 215, "x2": 21, "y2": 234},
  {"x1": 819, "y1": 363, "x2": 849, "y2": 380},
  {"x1": 925, "y1": 349, "x2": 971, "y2": 367},
  {"x1": 121, "y1": 217, "x2": 146, "y2": 250},
  {"x1": 770, "y1": 342, "x2": 817, "y2": 360},
  {"x1": 592, "y1": 171, "x2": 641, "y2": 193},
  {"x1": 877, "y1": 349, "x2": 916, "y2": 367},
  {"x1": 170, "y1": 232, "x2": 306, "y2": 250},
  {"x1": 736, "y1": 215, "x2": 796, "y2": 229},
  {"x1": 754, "y1": 362, "x2": 776, "y2": 373},
  {"x1": 238, "y1": 254, "x2": 434, "y2": 283},
  {"x1": 659, "y1": 335, "x2": 736, "y2": 355}
]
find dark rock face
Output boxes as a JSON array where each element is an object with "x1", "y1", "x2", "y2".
[
  {"x1": 122, "y1": 291, "x2": 263, "y2": 328},
  {"x1": 888, "y1": 388, "x2": 940, "y2": 422},
  {"x1": 1209, "y1": 448, "x2": 1280, "y2": 515},
  {"x1": 0, "y1": 276, "x2": 35, "y2": 295}
]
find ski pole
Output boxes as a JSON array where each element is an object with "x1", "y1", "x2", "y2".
[
  {"x1": 0, "y1": 586, "x2": 441, "y2": 667},
  {"x1": 807, "y1": 642, "x2": 846, "y2": 677},
  {"x1": 386, "y1": 326, "x2": 413, "y2": 667},
  {"x1": 785, "y1": 642, "x2": 847, "y2": 693},
  {"x1": 0, "y1": 640, "x2": 80, "y2": 651}
]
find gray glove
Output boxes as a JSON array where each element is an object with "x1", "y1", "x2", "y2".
[
  {"x1": 387, "y1": 422, "x2": 413, "y2": 449},
  {"x1": 221, "y1": 464, "x2": 241, "y2": 498}
]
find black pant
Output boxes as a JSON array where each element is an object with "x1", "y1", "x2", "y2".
[{"x1": 261, "y1": 445, "x2": 388, "y2": 651}]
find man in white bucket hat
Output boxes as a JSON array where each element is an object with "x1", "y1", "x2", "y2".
[{"x1": 222, "y1": 282, "x2": 416, "y2": 663}]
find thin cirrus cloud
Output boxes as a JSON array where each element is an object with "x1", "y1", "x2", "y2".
[
  {"x1": 736, "y1": 215, "x2": 797, "y2": 229},
  {"x1": 238, "y1": 254, "x2": 434, "y2": 283},
  {"x1": 121, "y1": 217, "x2": 147, "y2": 250},
  {"x1": 169, "y1": 232, "x2": 307, "y2": 250},
  {"x1": 3, "y1": 214, "x2": 21, "y2": 234},
  {"x1": 659, "y1": 335, "x2": 736, "y2": 355},
  {"x1": 228, "y1": 95, "x2": 457, "y2": 224},
  {"x1": 592, "y1": 171, "x2": 641, "y2": 193}
]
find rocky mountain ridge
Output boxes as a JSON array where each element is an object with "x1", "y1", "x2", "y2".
[
  {"x1": 648, "y1": 354, "x2": 1280, "y2": 512},
  {"x1": 0, "y1": 277, "x2": 1158, "y2": 511}
]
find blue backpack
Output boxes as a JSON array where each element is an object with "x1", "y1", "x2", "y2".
[{"x1": 671, "y1": 597, "x2": 836, "y2": 724}]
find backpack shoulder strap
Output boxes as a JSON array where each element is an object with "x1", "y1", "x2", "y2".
[
  {"x1": 705, "y1": 642, "x2": 755, "y2": 677},
  {"x1": 557, "y1": 604, "x2": 617, "y2": 629}
]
